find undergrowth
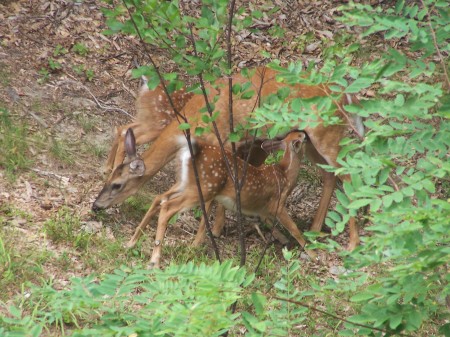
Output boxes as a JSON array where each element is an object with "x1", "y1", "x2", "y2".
[{"x1": 0, "y1": 108, "x2": 32, "y2": 181}]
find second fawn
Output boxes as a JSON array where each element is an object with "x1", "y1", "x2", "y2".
[{"x1": 123, "y1": 128, "x2": 314, "y2": 268}]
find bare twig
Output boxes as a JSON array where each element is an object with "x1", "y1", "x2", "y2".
[
  {"x1": 388, "y1": 175, "x2": 400, "y2": 192},
  {"x1": 30, "y1": 168, "x2": 70, "y2": 185},
  {"x1": 225, "y1": 0, "x2": 246, "y2": 267},
  {"x1": 56, "y1": 79, "x2": 133, "y2": 118}
]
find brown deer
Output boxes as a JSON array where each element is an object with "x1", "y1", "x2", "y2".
[
  {"x1": 93, "y1": 67, "x2": 364, "y2": 250},
  {"x1": 122, "y1": 128, "x2": 314, "y2": 268}
]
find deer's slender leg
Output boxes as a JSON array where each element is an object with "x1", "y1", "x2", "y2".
[
  {"x1": 126, "y1": 194, "x2": 164, "y2": 248},
  {"x1": 310, "y1": 169, "x2": 336, "y2": 232},
  {"x1": 212, "y1": 203, "x2": 226, "y2": 238},
  {"x1": 192, "y1": 201, "x2": 214, "y2": 247},
  {"x1": 276, "y1": 208, "x2": 317, "y2": 260},
  {"x1": 148, "y1": 195, "x2": 200, "y2": 268}
]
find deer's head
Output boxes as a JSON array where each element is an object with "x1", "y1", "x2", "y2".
[{"x1": 92, "y1": 129, "x2": 146, "y2": 211}]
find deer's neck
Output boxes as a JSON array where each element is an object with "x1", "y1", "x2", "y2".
[
  {"x1": 141, "y1": 122, "x2": 183, "y2": 176},
  {"x1": 279, "y1": 148, "x2": 302, "y2": 189}
]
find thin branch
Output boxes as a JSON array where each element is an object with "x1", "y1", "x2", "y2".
[
  {"x1": 274, "y1": 296, "x2": 414, "y2": 337},
  {"x1": 224, "y1": 0, "x2": 246, "y2": 267},
  {"x1": 388, "y1": 175, "x2": 400, "y2": 192},
  {"x1": 122, "y1": 0, "x2": 221, "y2": 261}
]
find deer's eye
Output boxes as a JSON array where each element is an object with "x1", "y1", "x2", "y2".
[{"x1": 111, "y1": 183, "x2": 122, "y2": 191}]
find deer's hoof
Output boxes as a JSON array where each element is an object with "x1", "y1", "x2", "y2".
[
  {"x1": 148, "y1": 262, "x2": 160, "y2": 269},
  {"x1": 192, "y1": 239, "x2": 203, "y2": 247},
  {"x1": 346, "y1": 240, "x2": 360, "y2": 251},
  {"x1": 124, "y1": 240, "x2": 136, "y2": 249},
  {"x1": 300, "y1": 249, "x2": 319, "y2": 262}
]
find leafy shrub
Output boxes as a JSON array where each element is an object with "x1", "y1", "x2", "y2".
[{"x1": 0, "y1": 261, "x2": 252, "y2": 336}]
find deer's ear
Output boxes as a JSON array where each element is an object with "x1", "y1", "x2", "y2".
[
  {"x1": 129, "y1": 159, "x2": 145, "y2": 177},
  {"x1": 125, "y1": 128, "x2": 137, "y2": 158},
  {"x1": 261, "y1": 139, "x2": 286, "y2": 153},
  {"x1": 292, "y1": 139, "x2": 303, "y2": 154}
]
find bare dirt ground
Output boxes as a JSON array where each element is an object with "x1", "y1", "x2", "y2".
[{"x1": 0, "y1": 0, "x2": 367, "y2": 299}]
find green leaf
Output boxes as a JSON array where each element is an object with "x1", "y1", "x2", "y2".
[
  {"x1": 241, "y1": 90, "x2": 255, "y2": 100},
  {"x1": 232, "y1": 83, "x2": 242, "y2": 95},
  {"x1": 392, "y1": 191, "x2": 403, "y2": 203},
  {"x1": 229, "y1": 132, "x2": 241, "y2": 142},
  {"x1": 175, "y1": 35, "x2": 186, "y2": 49},
  {"x1": 389, "y1": 313, "x2": 403, "y2": 329},
  {"x1": 344, "y1": 77, "x2": 373, "y2": 93},
  {"x1": 195, "y1": 127, "x2": 205, "y2": 136},
  {"x1": 178, "y1": 123, "x2": 190, "y2": 130},
  {"x1": 8, "y1": 305, "x2": 21, "y2": 318},
  {"x1": 339, "y1": 329, "x2": 356, "y2": 336},
  {"x1": 251, "y1": 10, "x2": 263, "y2": 19},
  {"x1": 348, "y1": 198, "x2": 372, "y2": 209},
  {"x1": 438, "y1": 323, "x2": 450, "y2": 336},
  {"x1": 201, "y1": 114, "x2": 210, "y2": 123},
  {"x1": 336, "y1": 190, "x2": 350, "y2": 207},
  {"x1": 251, "y1": 292, "x2": 266, "y2": 315},
  {"x1": 350, "y1": 292, "x2": 374, "y2": 302},
  {"x1": 394, "y1": 94, "x2": 405, "y2": 106},
  {"x1": 147, "y1": 75, "x2": 161, "y2": 90},
  {"x1": 421, "y1": 179, "x2": 435, "y2": 193}
]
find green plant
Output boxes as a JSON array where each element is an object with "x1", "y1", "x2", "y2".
[
  {"x1": 333, "y1": 2, "x2": 449, "y2": 334},
  {"x1": 72, "y1": 42, "x2": 89, "y2": 56},
  {"x1": 37, "y1": 68, "x2": 50, "y2": 84},
  {"x1": 85, "y1": 68, "x2": 95, "y2": 81},
  {"x1": 0, "y1": 62, "x2": 11, "y2": 86},
  {"x1": 50, "y1": 138, "x2": 75, "y2": 164},
  {"x1": 120, "y1": 194, "x2": 152, "y2": 222},
  {"x1": 82, "y1": 141, "x2": 107, "y2": 158},
  {"x1": 0, "y1": 108, "x2": 32, "y2": 180},
  {"x1": 53, "y1": 44, "x2": 68, "y2": 57},
  {"x1": 55, "y1": 251, "x2": 73, "y2": 271},
  {"x1": 1, "y1": 261, "x2": 252, "y2": 336},
  {"x1": 44, "y1": 208, "x2": 91, "y2": 251},
  {"x1": 48, "y1": 57, "x2": 62, "y2": 71},
  {"x1": 242, "y1": 249, "x2": 310, "y2": 336},
  {"x1": 73, "y1": 64, "x2": 85, "y2": 76},
  {"x1": 31, "y1": 1, "x2": 446, "y2": 336},
  {"x1": 75, "y1": 114, "x2": 95, "y2": 133},
  {"x1": 0, "y1": 236, "x2": 13, "y2": 283},
  {"x1": 73, "y1": 65, "x2": 95, "y2": 81},
  {"x1": 0, "y1": 220, "x2": 51, "y2": 300}
]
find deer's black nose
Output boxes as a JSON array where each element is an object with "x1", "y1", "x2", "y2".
[{"x1": 92, "y1": 203, "x2": 101, "y2": 212}]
